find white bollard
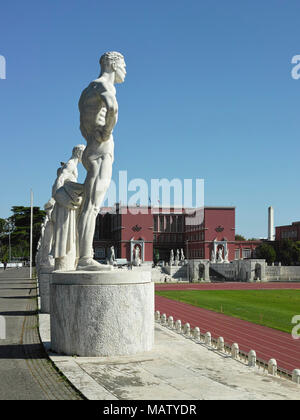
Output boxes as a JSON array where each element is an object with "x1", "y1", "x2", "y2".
[
  {"x1": 175, "y1": 319, "x2": 182, "y2": 333},
  {"x1": 248, "y1": 350, "x2": 256, "y2": 367},
  {"x1": 193, "y1": 327, "x2": 201, "y2": 342},
  {"x1": 167, "y1": 316, "x2": 174, "y2": 329},
  {"x1": 268, "y1": 359, "x2": 277, "y2": 376},
  {"x1": 155, "y1": 310, "x2": 160, "y2": 321},
  {"x1": 231, "y1": 343, "x2": 239, "y2": 359},
  {"x1": 217, "y1": 336, "x2": 225, "y2": 352},
  {"x1": 161, "y1": 313, "x2": 167, "y2": 325},
  {"x1": 292, "y1": 369, "x2": 300, "y2": 384},
  {"x1": 183, "y1": 323, "x2": 191, "y2": 337},
  {"x1": 205, "y1": 332, "x2": 211, "y2": 346}
]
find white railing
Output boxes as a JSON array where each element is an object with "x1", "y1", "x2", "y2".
[{"x1": 154, "y1": 310, "x2": 300, "y2": 384}]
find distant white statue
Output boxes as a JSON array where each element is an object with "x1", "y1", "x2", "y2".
[
  {"x1": 51, "y1": 145, "x2": 85, "y2": 271},
  {"x1": 36, "y1": 223, "x2": 45, "y2": 274},
  {"x1": 39, "y1": 199, "x2": 55, "y2": 269},
  {"x1": 180, "y1": 248, "x2": 185, "y2": 261},
  {"x1": 133, "y1": 246, "x2": 141, "y2": 266},
  {"x1": 35, "y1": 237, "x2": 42, "y2": 271},
  {"x1": 224, "y1": 247, "x2": 229, "y2": 263},
  {"x1": 175, "y1": 249, "x2": 180, "y2": 266},
  {"x1": 109, "y1": 245, "x2": 116, "y2": 265},
  {"x1": 170, "y1": 249, "x2": 174, "y2": 266},
  {"x1": 211, "y1": 249, "x2": 216, "y2": 263},
  {"x1": 217, "y1": 247, "x2": 223, "y2": 263},
  {"x1": 77, "y1": 51, "x2": 126, "y2": 271}
]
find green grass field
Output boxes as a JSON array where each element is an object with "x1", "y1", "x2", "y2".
[{"x1": 155, "y1": 289, "x2": 300, "y2": 333}]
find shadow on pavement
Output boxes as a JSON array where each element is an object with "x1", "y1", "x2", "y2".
[
  {"x1": 0, "y1": 310, "x2": 38, "y2": 317},
  {"x1": 0, "y1": 296, "x2": 36, "y2": 300},
  {"x1": 0, "y1": 287, "x2": 37, "y2": 291},
  {"x1": 0, "y1": 343, "x2": 47, "y2": 359}
]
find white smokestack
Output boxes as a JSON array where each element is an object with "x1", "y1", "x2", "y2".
[{"x1": 268, "y1": 206, "x2": 274, "y2": 241}]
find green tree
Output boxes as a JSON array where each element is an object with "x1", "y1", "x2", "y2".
[
  {"x1": 0, "y1": 218, "x2": 12, "y2": 262},
  {"x1": 0, "y1": 206, "x2": 45, "y2": 262},
  {"x1": 235, "y1": 234, "x2": 246, "y2": 241},
  {"x1": 274, "y1": 240, "x2": 300, "y2": 266},
  {"x1": 0, "y1": 218, "x2": 6, "y2": 234},
  {"x1": 255, "y1": 243, "x2": 276, "y2": 264},
  {"x1": 153, "y1": 248, "x2": 160, "y2": 263}
]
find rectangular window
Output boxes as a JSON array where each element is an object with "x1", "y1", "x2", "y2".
[
  {"x1": 166, "y1": 216, "x2": 170, "y2": 232},
  {"x1": 235, "y1": 249, "x2": 240, "y2": 260},
  {"x1": 281, "y1": 230, "x2": 297, "y2": 239},
  {"x1": 177, "y1": 216, "x2": 182, "y2": 232},
  {"x1": 159, "y1": 216, "x2": 164, "y2": 232},
  {"x1": 94, "y1": 248, "x2": 105, "y2": 259},
  {"x1": 242, "y1": 248, "x2": 251, "y2": 259},
  {"x1": 171, "y1": 216, "x2": 176, "y2": 232},
  {"x1": 153, "y1": 216, "x2": 158, "y2": 232}
]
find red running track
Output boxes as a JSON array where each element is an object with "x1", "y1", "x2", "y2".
[
  {"x1": 156, "y1": 282, "x2": 300, "y2": 291},
  {"x1": 155, "y1": 283, "x2": 300, "y2": 373}
]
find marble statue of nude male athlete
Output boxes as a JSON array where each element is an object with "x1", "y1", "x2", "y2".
[{"x1": 77, "y1": 51, "x2": 126, "y2": 271}]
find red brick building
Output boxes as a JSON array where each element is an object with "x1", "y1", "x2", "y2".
[
  {"x1": 275, "y1": 221, "x2": 300, "y2": 241},
  {"x1": 93, "y1": 205, "x2": 260, "y2": 263}
]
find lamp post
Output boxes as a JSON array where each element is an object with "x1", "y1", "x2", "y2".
[
  {"x1": 8, "y1": 230, "x2": 11, "y2": 263},
  {"x1": 29, "y1": 189, "x2": 33, "y2": 279}
]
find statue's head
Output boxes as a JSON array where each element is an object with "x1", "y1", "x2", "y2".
[
  {"x1": 99, "y1": 51, "x2": 126, "y2": 84},
  {"x1": 72, "y1": 144, "x2": 86, "y2": 161}
]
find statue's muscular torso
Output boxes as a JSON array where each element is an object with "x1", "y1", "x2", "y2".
[{"x1": 79, "y1": 80, "x2": 117, "y2": 165}]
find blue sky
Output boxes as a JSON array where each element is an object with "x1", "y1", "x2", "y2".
[{"x1": 0, "y1": 0, "x2": 299, "y2": 238}]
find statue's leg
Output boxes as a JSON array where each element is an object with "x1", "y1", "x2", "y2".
[
  {"x1": 77, "y1": 159, "x2": 98, "y2": 259},
  {"x1": 77, "y1": 154, "x2": 113, "y2": 271}
]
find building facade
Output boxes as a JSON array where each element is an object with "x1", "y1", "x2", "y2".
[
  {"x1": 185, "y1": 207, "x2": 260, "y2": 261},
  {"x1": 93, "y1": 205, "x2": 260, "y2": 263},
  {"x1": 275, "y1": 221, "x2": 300, "y2": 241}
]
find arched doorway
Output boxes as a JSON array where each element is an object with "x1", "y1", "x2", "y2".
[
  {"x1": 254, "y1": 263, "x2": 261, "y2": 281},
  {"x1": 199, "y1": 263, "x2": 205, "y2": 281}
]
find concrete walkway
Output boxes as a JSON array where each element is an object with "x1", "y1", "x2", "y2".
[
  {"x1": 39, "y1": 313, "x2": 300, "y2": 400},
  {"x1": 0, "y1": 268, "x2": 83, "y2": 400}
]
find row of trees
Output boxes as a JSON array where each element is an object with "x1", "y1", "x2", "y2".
[
  {"x1": 255, "y1": 240, "x2": 300, "y2": 265},
  {"x1": 235, "y1": 234, "x2": 259, "y2": 241},
  {"x1": 235, "y1": 234, "x2": 300, "y2": 265},
  {"x1": 0, "y1": 206, "x2": 45, "y2": 263}
]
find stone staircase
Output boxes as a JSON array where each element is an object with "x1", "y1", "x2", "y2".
[{"x1": 151, "y1": 266, "x2": 173, "y2": 283}]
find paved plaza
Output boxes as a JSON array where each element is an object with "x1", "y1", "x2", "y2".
[{"x1": 0, "y1": 268, "x2": 83, "y2": 400}]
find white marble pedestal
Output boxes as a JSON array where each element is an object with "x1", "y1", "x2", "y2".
[
  {"x1": 50, "y1": 270, "x2": 154, "y2": 357},
  {"x1": 39, "y1": 266, "x2": 54, "y2": 313}
]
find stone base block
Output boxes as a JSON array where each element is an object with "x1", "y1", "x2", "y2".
[
  {"x1": 39, "y1": 266, "x2": 53, "y2": 313},
  {"x1": 50, "y1": 270, "x2": 154, "y2": 357}
]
